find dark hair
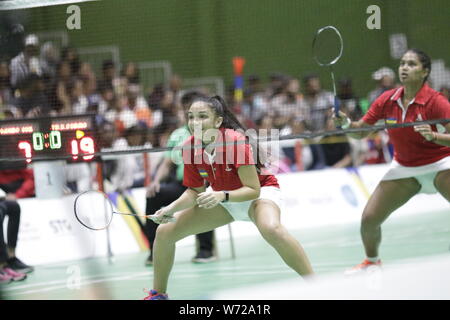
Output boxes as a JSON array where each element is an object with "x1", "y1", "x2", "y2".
[
  {"x1": 121, "y1": 62, "x2": 140, "y2": 84},
  {"x1": 180, "y1": 90, "x2": 206, "y2": 109},
  {"x1": 197, "y1": 95, "x2": 246, "y2": 132},
  {"x1": 61, "y1": 47, "x2": 80, "y2": 74},
  {"x1": 405, "y1": 48, "x2": 431, "y2": 82},
  {"x1": 302, "y1": 73, "x2": 319, "y2": 85},
  {"x1": 124, "y1": 123, "x2": 148, "y2": 145},
  {"x1": 192, "y1": 95, "x2": 266, "y2": 169},
  {"x1": 102, "y1": 59, "x2": 115, "y2": 71}
]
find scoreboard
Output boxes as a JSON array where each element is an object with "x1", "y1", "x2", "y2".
[{"x1": 0, "y1": 114, "x2": 98, "y2": 163}]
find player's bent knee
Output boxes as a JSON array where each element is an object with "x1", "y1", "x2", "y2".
[
  {"x1": 361, "y1": 211, "x2": 381, "y2": 229},
  {"x1": 434, "y1": 170, "x2": 450, "y2": 200},
  {"x1": 258, "y1": 222, "x2": 284, "y2": 242},
  {"x1": 155, "y1": 223, "x2": 177, "y2": 242},
  {"x1": 253, "y1": 199, "x2": 278, "y2": 211}
]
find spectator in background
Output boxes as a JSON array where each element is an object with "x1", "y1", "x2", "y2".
[
  {"x1": 0, "y1": 162, "x2": 35, "y2": 199},
  {"x1": 65, "y1": 160, "x2": 92, "y2": 194},
  {"x1": 0, "y1": 60, "x2": 13, "y2": 108},
  {"x1": 9, "y1": 34, "x2": 42, "y2": 89},
  {"x1": 121, "y1": 62, "x2": 140, "y2": 85},
  {"x1": 439, "y1": 86, "x2": 449, "y2": 101},
  {"x1": 269, "y1": 76, "x2": 305, "y2": 131},
  {"x1": 147, "y1": 83, "x2": 165, "y2": 128},
  {"x1": 368, "y1": 67, "x2": 396, "y2": 104},
  {"x1": 125, "y1": 83, "x2": 152, "y2": 128},
  {"x1": 337, "y1": 77, "x2": 363, "y2": 120},
  {"x1": 107, "y1": 94, "x2": 135, "y2": 134},
  {"x1": 49, "y1": 60, "x2": 74, "y2": 113},
  {"x1": 0, "y1": 161, "x2": 35, "y2": 284},
  {"x1": 151, "y1": 89, "x2": 179, "y2": 147},
  {"x1": 60, "y1": 47, "x2": 80, "y2": 76},
  {"x1": 241, "y1": 74, "x2": 268, "y2": 127},
  {"x1": 301, "y1": 74, "x2": 334, "y2": 170},
  {"x1": 97, "y1": 59, "x2": 118, "y2": 93},
  {"x1": 246, "y1": 74, "x2": 264, "y2": 97},
  {"x1": 98, "y1": 84, "x2": 116, "y2": 117},
  {"x1": 95, "y1": 121, "x2": 119, "y2": 187},
  {"x1": 168, "y1": 74, "x2": 183, "y2": 104},
  {"x1": 69, "y1": 78, "x2": 89, "y2": 114},
  {"x1": 0, "y1": 197, "x2": 32, "y2": 284},
  {"x1": 144, "y1": 91, "x2": 216, "y2": 266},
  {"x1": 12, "y1": 74, "x2": 51, "y2": 117},
  {"x1": 78, "y1": 62, "x2": 98, "y2": 105},
  {"x1": 107, "y1": 124, "x2": 150, "y2": 192},
  {"x1": 302, "y1": 73, "x2": 334, "y2": 132},
  {"x1": 319, "y1": 118, "x2": 353, "y2": 168},
  {"x1": 147, "y1": 83, "x2": 180, "y2": 147},
  {"x1": 355, "y1": 132, "x2": 390, "y2": 166},
  {"x1": 224, "y1": 84, "x2": 236, "y2": 113},
  {"x1": 39, "y1": 41, "x2": 60, "y2": 78},
  {"x1": 266, "y1": 72, "x2": 287, "y2": 98}
]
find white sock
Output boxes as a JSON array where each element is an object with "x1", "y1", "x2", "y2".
[{"x1": 367, "y1": 256, "x2": 379, "y2": 263}]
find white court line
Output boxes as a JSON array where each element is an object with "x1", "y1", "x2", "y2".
[
  {"x1": 6, "y1": 261, "x2": 348, "y2": 293},
  {"x1": 3, "y1": 270, "x2": 142, "y2": 291},
  {"x1": 6, "y1": 268, "x2": 296, "y2": 297},
  {"x1": 7, "y1": 271, "x2": 152, "y2": 296}
]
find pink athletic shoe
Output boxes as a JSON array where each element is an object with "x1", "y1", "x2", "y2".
[
  {"x1": 0, "y1": 269, "x2": 13, "y2": 284},
  {"x1": 2, "y1": 267, "x2": 27, "y2": 281}
]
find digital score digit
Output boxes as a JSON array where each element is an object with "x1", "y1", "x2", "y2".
[
  {"x1": 0, "y1": 114, "x2": 97, "y2": 163},
  {"x1": 71, "y1": 130, "x2": 95, "y2": 160},
  {"x1": 18, "y1": 141, "x2": 32, "y2": 163}
]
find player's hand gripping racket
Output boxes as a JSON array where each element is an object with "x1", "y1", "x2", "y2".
[
  {"x1": 312, "y1": 25, "x2": 344, "y2": 123},
  {"x1": 74, "y1": 190, "x2": 175, "y2": 231}
]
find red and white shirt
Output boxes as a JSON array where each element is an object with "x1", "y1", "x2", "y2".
[
  {"x1": 362, "y1": 84, "x2": 450, "y2": 167},
  {"x1": 182, "y1": 128, "x2": 279, "y2": 191}
]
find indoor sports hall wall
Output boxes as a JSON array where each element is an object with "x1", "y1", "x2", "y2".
[
  {"x1": 17, "y1": 0, "x2": 450, "y2": 97},
  {"x1": 11, "y1": 164, "x2": 449, "y2": 265}
]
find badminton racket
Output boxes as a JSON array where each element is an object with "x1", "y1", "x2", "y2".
[
  {"x1": 74, "y1": 190, "x2": 175, "y2": 231},
  {"x1": 312, "y1": 25, "x2": 344, "y2": 120}
]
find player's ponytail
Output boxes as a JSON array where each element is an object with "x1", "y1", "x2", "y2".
[
  {"x1": 206, "y1": 95, "x2": 267, "y2": 170},
  {"x1": 208, "y1": 95, "x2": 246, "y2": 132}
]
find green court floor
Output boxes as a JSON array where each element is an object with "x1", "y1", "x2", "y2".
[{"x1": 2, "y1": 209, "x2": 449, "y2": 300}]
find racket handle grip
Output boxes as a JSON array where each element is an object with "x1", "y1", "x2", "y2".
[
  {"x1": 334, "y1": 96, "x2": 341, "y2": 128},
  {"x1": 334, "y1": 96, "x2": 340, "y2": 117}
]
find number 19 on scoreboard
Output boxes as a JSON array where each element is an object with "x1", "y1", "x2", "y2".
[{"x1": 18, "y1": 130, "x2": 95, "y2": 162}]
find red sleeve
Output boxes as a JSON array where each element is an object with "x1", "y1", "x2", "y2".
[
  {"x1": 362, "y1": 90, "x2": 391, "y2": 124},
  {"x1": 182, "y1": 163, "x2": 204, "y2": 188},
  {"x1": 229, "y1": 133, "x2": 256, "y2": 169},
  {"x1": 181, "y1": 138, "x2": 204, "y2": 188},
  {"x1": 429, "y1": 94, "x2": 450, "y2": 122},
  {"x1": 14, "y1": 169, "x2": 35, "y2": 198}
]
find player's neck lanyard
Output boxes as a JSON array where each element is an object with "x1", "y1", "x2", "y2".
[{"x1": 204, "y1": 148, "x2": 217, "y2": 180}]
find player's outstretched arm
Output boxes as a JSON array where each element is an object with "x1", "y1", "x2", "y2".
[
  {"x1": 152, "y1": 186, "x2": 205, "y2": 224},
  {"x1": 333, "y1": 111, "x2": 373, "y2": 139},
  {"x1": 196, "y1": 165, "x2": 261, "y2": 210}
]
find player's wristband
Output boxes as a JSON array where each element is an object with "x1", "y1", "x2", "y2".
[
  {"x1": 222, "y1": 191, "x2": 229, "y2": 203},
  {"x1": 341, "y1": 117, "x2": 351, "y2": 129}
]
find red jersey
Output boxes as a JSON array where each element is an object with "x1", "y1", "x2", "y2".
[
  {"x1": 0, "y1": 168, "x2": 35, "y2": 198},
  {"x1": 182, "y1": 128, "x2": 279, "y2": 191},
  {"x1": 362, "y1": 84, "x2": 450, "y2": 167}
]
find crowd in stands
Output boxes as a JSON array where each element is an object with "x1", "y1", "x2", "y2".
[
  {"x1": 1, "y1": 33, "x2": 449, "y2": 285},
  {"x1": 1, "y1": 34, "x2": 450, "y2": 192}
]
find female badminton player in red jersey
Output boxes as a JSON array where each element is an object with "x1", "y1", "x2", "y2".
[
  {"x1": 144, "y1": 95, "x2": 314, "y2": 299},
  {"x1": 334, "y1": 49, "x2": 450, "y2": 273}
]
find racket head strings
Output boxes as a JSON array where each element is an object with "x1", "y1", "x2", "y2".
[
  {"x1": 74, "y1": 190, "x2": 115, "y2": 230},
  {"x1": 312, "y1": 25, "x2": 343, "y2": 67}
]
